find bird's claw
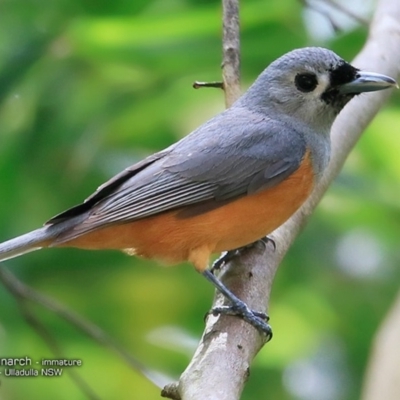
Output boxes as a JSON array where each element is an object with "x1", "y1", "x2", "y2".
[
  {"x1": 211, "y1": 237, "x2": 276, "y2": 274},
  {"x1": 209, "y1": 304, "x2": 273, "y2": 340},
  {"x1": 260, "y1": 235, "x2": 276, "y2": 250},
  {"x1": 211, "y1": 250, "x2": 240, "y2": 273}
]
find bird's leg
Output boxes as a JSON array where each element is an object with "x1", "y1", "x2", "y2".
[
  {"x1": 202, "y1": 269, "x2": 273, "y2": 340},
  {"x1": 211, "y1": 236, "x2": 276, "y2": 274}
]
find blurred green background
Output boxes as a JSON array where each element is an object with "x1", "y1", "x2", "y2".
[{"x1": 0, "y1": 0, "x2": 399, "y2": 399}]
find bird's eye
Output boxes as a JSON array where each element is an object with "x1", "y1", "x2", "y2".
[{"x1": 295, "y1": 73, "x2": 318, "y2": 93}]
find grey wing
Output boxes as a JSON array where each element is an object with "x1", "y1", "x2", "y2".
[
  {"x1": 49, "y1": 107, "x2": 307, "y2": 239},
  {"x1": 163, "y1": 108, "x2": 307, "y2": 199}
]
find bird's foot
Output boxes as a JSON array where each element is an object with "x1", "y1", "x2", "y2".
[
  {"x1": 203, "y1": 270, "x2": 273, "y2": 340},
  {"x1": 260, "y1": 235, "x2": 276, "y2": 250},
  {"x1": 211, "y1": 236, "x2": 276, "y2": 274},
  {"x1": 211, "y1": 250, "x2": 241, "y2": 273},
  {"x1": 210, "y1": 303, "x2": 272, "y2": 340}
]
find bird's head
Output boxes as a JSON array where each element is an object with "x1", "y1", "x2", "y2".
[{"x1": 240, "y1": 47, "x2": 397, "y2": 132}]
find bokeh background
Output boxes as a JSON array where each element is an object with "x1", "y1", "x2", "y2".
[{"x1": 0, "y1": 0, "x2": 399, "y2": 399}]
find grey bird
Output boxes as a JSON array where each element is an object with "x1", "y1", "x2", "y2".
[{"x1": 0, "y1": 47, "x2": 396, "y2": 336}]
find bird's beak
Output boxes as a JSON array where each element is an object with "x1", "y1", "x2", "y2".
[{"x1": 339, "y1": 71, "x2": 398, "y2": 94}]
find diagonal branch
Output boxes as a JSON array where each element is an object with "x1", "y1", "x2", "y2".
[
  {"x1": 18, "y1": 301, "x2": 101, "y2": 400},
  {"x1": 301, "y1": 0, "x2": 369, "y2": 27},
  {"x1": 0, "y1": 267, "x2": 101, "y2": 399},
  {"x1": 0, "y1": 267, "x2": 169, "y2": 391}
]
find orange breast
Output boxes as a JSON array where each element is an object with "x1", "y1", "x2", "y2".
[{"x1": 60, "y1": 152, "x2": 315, "y2": 271}]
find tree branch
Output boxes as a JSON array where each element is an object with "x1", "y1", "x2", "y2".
[{"x1": 163, "y1": 0, "x2": 400, "y2": 398}]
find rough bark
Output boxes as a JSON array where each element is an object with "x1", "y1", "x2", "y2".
[{"x1": 221, "y1": 0, "x2": 240, "y2": 107}]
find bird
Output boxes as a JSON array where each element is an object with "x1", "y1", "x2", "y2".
[{"x1": 0, "y1": 47, "x2": 396, "y2": 337}]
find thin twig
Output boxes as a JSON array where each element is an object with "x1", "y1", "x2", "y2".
[
  {"x1": 221, "y1": 0, "x2": 241, "y2": 107},
  {"x1": 191, "y1": 0, "x2": 240, "y2": 103},
  {"x1": 299, "y1": 0, "x2": 341, "y2": 33},
  {"x1": 323, "y1": 0, "x2": 369, "y2": 25},
  {"x1": 301, "y1": 0, "x2": 369, "y2": 27},
  {"x1": 192, "y1": 81, "x2": 224, "y2": 89}
]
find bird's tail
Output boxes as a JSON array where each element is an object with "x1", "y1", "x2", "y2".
[
  {"x1": 0, "y1": 227, "x2": 54, "y2": 262},
  {"x1": 0, "y1": 213, "x2": 88, "y2": 262}
]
